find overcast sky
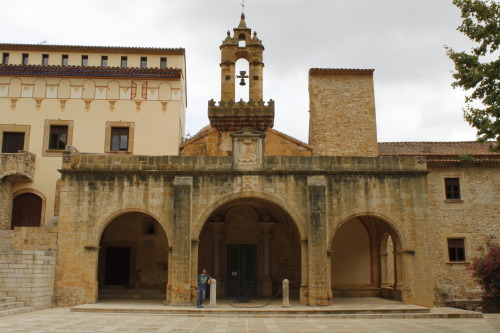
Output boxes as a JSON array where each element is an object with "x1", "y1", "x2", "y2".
[{"x1": 1, "y1": 0, "x2": 479, "y2": 143}]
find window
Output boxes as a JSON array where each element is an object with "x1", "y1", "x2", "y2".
[
  {"x1": 42, "y1": 54, "x2": 49, "y2": 65},
  {"x1": 48, "y1": 125, "x2": 68, "y2": 150},
  {"x1": 101, "y1": 55, "x2": 108, "y2": 67},
  {"x1": 160, "y1": 57, "x2": 167, "y2": 69},
  {"x1": 2, "y1": 132, "x2": 25, "y2": 153},
  {"x1": 445, "y1": 178, "x2": 461, "y2": 200},
  {"x1": 62, "y1": 54, "x2": 68, "y2": 66},
  {"x1": 105, "y1": 122, "x2": 134, "y2": 153},
  {"x1": 121, "y1": 56, "x2": 127, "y2": 68},
  {"x1": 110, "y1": 127, "x2": 129, "y2": 151},
  {"x1": 140, "y1": 57, "x2": 147, "y2": 69},
  {"x1": 42, "y1": 120, "x2": 73, "y2": 156},
  {"x1": 81, "y1": 55, "x2": 88, "y2": 66},
  {"x1": 2, "y1": 53, "x2": 9, "y2": 64},
  {"x1": 22, "y1": 53, "x2": 29, "y2": 65},
  {"x1": 448, "y1": 239, "x2": 465, "y2": 262}
]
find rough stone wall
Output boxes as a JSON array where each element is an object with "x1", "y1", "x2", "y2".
[
  {"x1": 427, "y1": 164, "x2": 500, "y2": 305},
  {"x1": 180, "y1": 128, "x2": 312, "y2": 157},
  {"x1": 0, "y1": 250, "x2": 56, "y2": 309},
  {"x1": 308, "y1": 69, "x2": 378, "y2": 156},
  {"x1": 13, "y1": 227, "x2": 58, "y2": 251},
  {"x1": 0, "y1": 178, "x2": 13, "y2": 230},
  {"x1": 55, "y1": 153, "x2": 433, "y2": 306}
]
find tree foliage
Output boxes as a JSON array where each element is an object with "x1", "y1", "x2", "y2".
[
  {"x1": 468, "y1": 235, "x2": 500, "y2": 296},
  {"x1": 446, "y1": 0, "x2": 500, "y2": 151}
]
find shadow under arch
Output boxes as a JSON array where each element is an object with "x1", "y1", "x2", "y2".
[
  {"x1": 90, "y1": 207, "x2": 169, "y2": 247},
  {"x1": 329, "y1": 211, "x2": 408, "y2": 250},
  {"x1": 196, "y1": 191, "x2": 303, "y2": 299},
  {"x1": 192, "y1": 190, "x2": 306, "y2": 241},
  {"x1": 329, "y1": 212, "x2": 408, "y2": 301},
  {"x1": 96, "y1": 209, "x2": 170, "y2": 300}
]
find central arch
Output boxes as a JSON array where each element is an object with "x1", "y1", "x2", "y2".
[{"x1": 196, "y1": 196, "x2": 302, "y2": 299}]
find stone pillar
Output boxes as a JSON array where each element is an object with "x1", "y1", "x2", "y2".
[
  {"x1": 395, "y1": 251, "x2": 403, "y2": 288},
  {"x1": 327, "y1": 249, "x2": 333, "y2": 304},
  {"x1": 221, "y1": 62, "x2": 235, "y2": 101},
  {"x1": 307, "y1": 176, "x2": 329, "y2": 306},
  {"x1": 170, "y1": 176, "x2": 193, "y2": 304},
  {"x1": 249, "y1": 62, "x2": 263, "y2": 101},
  {"x1": 166, "y1": 246, "x2": 173, "y2": 302},
  {"x1": 0, "y1": 178, "x2": 13, "y2": 230},
  {"x1": 209, "y1": 279, "x2": 217, "y2": 308},
  {"x1": 260, "y1": 221, "x2": 274, "y2": 297},
  {"x1": 282, "y1": 279, "x2": 290, "y2": 308},
  {"x1": 300, "y1": 238, "x2": 308, "y2": 305},
  {"x1": 211, "y1": 222, "x2": 224, "y2": 279},
  {"x1": 380, "y1": 251, "x2": 388, "y2": 288},
  {"x1": 191, "y1": 240, "x2": 199, "y2": 303}
]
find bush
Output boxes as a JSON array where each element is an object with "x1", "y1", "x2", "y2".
[{"x1": 468, "y1": 235, "x2": 500, "y2": 296}]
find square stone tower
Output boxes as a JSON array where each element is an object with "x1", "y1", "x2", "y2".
[{"x1": 308, "y1": 68, "x2": 378, "y2": 156}]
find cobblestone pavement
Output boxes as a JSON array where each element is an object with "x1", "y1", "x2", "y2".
[{"x1": 0, "y1": 308, "x2": 500, "y2": 333}]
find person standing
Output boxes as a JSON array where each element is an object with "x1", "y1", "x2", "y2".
[{"x1": 195, "y1": 268, "x2": 212, "y2": 308}]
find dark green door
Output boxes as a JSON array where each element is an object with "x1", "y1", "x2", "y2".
[{"x1": 227, "y1": 244, "x2": 257, "y2": 295}]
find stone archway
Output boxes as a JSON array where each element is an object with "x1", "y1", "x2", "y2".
[
  {"x1": 97, "y1": 212, "x2": 169, "y2": 300},
  {"x1": 197, "y1": 197, "x2": 301, "y2": 299},
  {"x1": 330, "y1": 215, "x2": 404, "y2": 301}
]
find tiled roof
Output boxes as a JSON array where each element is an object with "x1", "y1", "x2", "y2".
[
  {"x1": 0, "y1": 64, "x2": 182, "y2": 79},
  {"x1": 0, "y1": 43, "x2": 185, "y2": 55},
  {"x1": 309, "y1": 68, "x2": 374, "y2": 76},
  {"x1": 378, "y1": 141, "x2": 497, "y2": 156}
]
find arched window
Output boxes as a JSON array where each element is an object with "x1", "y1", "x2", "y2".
[{"x1": 11, "y1": 193, "x2": 42, "y2": 229}]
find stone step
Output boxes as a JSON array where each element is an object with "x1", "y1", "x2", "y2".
[
  {"x1": 99, "y1": 289, "x2": 165, "y2": 299},
  {"x1": 0, "y1": 297, "x2": 17, "y2": 303},
  {"x1": 0, "y1": 302, "x2": 25, "y2": 310},
  {"x1": 0, "y1": 307, "x2": 33, "y2": 317}
]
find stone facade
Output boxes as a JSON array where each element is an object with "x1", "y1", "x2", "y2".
[{"x1": 0, "y1": 14, "x2": 499, "y2": 311}]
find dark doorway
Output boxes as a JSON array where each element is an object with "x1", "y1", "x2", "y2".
[
  {"x1": 105, "y1": 247, "x2": 131, "y2": 286},
  {"x1": 11, "y1": 193, "x2": 42, "y2": 229},
  {"x1": 227, "y1": 244, "x2": 257, "y2": 295}
]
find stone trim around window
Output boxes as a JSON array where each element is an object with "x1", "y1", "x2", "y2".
[
  {"x1": 42, "y1": 119, "x2": 74, "y2": 157},
  {"x1": 444, "y1": 234, "x2": 469, "y2": 264},
  {"x1": 104, "y1": 121, "x2": 134, "y2": 154},
  {"x1": 0, "y1": 124, "x2": 31, "y2": 152}
]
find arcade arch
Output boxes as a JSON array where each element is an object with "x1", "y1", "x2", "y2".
[
  {"x1": 197, "y1": 197, "x2": 301, "y2": 299},
  {"x1": 97, "y1": 212, "x2": 169, "y2": 300},
  {"x1": 330, "y1": 215, "x2": 404, "y2": 301}
]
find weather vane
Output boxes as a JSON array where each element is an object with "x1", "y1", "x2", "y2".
[{"x1": 241, "y1": 0, "x2": 245, "y2": 14}]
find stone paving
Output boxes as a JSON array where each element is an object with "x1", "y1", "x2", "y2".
[{"x1": 0, "y1": 308, "x2": 499, "y2": 332}]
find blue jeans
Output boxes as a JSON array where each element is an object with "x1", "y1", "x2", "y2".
[{"x1": 196, "y1": 288, "x2": 206, "y2": 307}]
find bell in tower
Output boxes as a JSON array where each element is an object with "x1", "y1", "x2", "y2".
[{"x1": 208, "y1": 14, "x2": 275, "y2": 132}]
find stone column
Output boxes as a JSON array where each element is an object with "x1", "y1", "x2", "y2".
[
  {"x1": 166, "y1": 246, "x2": 173, "y2": 302},
  {"x1": 0, "y1": 178, "x2": 13, "y2": 230},
  {"x1": 191, "y1": 239, "x2": 199, "y2": 303},
  {"x1": 307, "y1": 176, "x2": 329, "y2": 306},
  {"x1": 380, "y1": 250, "x2": 388, "y2": 288},
  {"x1": 170, "y1": 176, "x2": 193, "y2": 304},
  {"x1": 327, "y1": 249, "x2": 333, "y2": 304},
  {"x1": 395, "y1": 251, "x2": 403, "y2": 288},
  {"x1": 260, "y1": 221, "x2": 274, "y2": 297},
  {"x1": 282, "y1": 279, "x2": 290, "y2": 308},
  {"x1": 211, "y1": 222, "x2": 225, "y2": 279},
  {"x1": 300, "y1": 238, "x2": 308, "y2": 305}
]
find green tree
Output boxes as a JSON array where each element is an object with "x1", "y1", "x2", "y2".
[{"x1": 446, "y1": 0, "x2": 500, "y2": 151}]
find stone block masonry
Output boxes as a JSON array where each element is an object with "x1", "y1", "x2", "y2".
[{"x1": 0, "y1": 250, "x2": 56, "y2": 309}]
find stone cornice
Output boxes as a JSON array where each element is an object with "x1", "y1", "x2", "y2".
[{"x1": 309, "y1": 68, "x2": 374, "y2": 76}]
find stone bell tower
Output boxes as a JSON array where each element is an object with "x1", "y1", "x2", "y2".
[{"x1": 208, "y1": 14, "x2": 274, "y2": 132}]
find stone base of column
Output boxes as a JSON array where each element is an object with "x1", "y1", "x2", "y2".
[
  {"x1": 300, "y1": 285, "x2": 308, "y2": 306},
  {"x1": 327, "y1": 288, "x2": 333, "y2": 305},
  {"x1": 262, "y1": 276, "x2": 272, "y2": 297}
]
